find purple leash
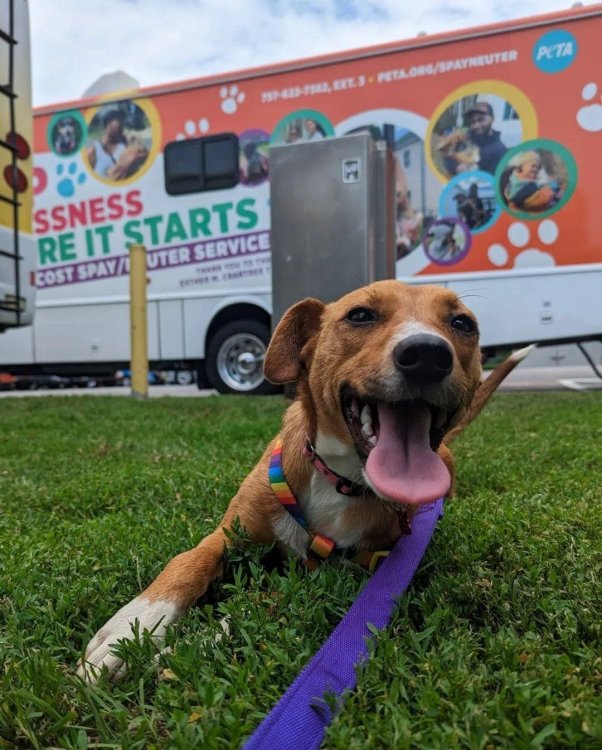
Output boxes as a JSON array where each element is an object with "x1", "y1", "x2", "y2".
[{"x1": 242, "y1": 498, "x2": 444, "y2": 750}]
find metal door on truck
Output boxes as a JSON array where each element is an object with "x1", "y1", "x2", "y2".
[{"x1": 269, "y1": 133, "x2": 395, "y2": 326}]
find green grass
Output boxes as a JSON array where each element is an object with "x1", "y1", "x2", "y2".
[{"x1": 0, "y1": 392, "x2": 600, "y2": 749}]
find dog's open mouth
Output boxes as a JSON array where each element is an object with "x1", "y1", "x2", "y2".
[{"x1": 342, "y1": 388, "x2": 452, "y2": 506}]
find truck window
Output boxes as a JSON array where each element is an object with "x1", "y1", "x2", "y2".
[{"x1": 164, "y1": 133, "x2": 239, "y2": 195}]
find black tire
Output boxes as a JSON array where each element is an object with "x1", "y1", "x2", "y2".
[{"x1": 205, "y1": 319, "x2": 278, "y2": 395}]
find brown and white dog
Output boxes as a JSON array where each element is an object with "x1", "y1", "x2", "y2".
[{"x1": 78, "y1": 280, "x2": 530, "y2": 682}]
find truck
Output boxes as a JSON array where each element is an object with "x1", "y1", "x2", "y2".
[
  {"x1": 0, "y1": 0, "x2": 35, "y2": 332},
  {"x1": 1, "y1": 4, "x2": 600, "y2": 393}
]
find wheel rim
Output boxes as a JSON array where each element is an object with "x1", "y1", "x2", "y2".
[{"x1": 216, "y1": 332, "x2": 266, "y2": 392}]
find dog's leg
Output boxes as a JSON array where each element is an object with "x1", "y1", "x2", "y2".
[
  {"x1": 76, "y1": 526, "x2": 231, "y2": 683},
  {"x1": 77, "y1": 484, "x2": 275, "y2": 683}
]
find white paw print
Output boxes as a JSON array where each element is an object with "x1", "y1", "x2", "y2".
[
  {"x1": 175, "y1": 118, "x2": 210, "y2": 140},
  {"x1": 488, "y1": 220, "x2": 558, "y2": 269},
  {"x1": 220, "y1": 85, "x2": 245, "y2": 115},
  {"x1": 577, "y1": 82, "x2": 602, "y2": 132}
]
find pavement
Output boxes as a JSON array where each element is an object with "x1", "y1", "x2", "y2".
[
  {"x1": 486, "y1": 364, "x2": 602, "y2": 392},
  {"x1": 0, "y1": 383, "x2": 217, "y2": 398},
  {"x1": 0, "y1": 364, "x2": 600, "y2": 398}
]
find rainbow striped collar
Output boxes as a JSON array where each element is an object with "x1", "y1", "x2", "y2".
[
  {"x1": 269, "y1": 438, "x2": 336, "y2": 567},
  {"x1": 268, "y1": 438, "x2": 411, "y2": 572}
]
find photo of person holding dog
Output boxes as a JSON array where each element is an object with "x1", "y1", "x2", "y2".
[
  {"x1": 431, "y1": 95, "x2": 523, "y2": 179},
  {"x1": 85, "y1": 101, "x2": 151, "y2": 182},
  {"x1": 500, "y1": 149, "x2": 564, "y2": 213}
]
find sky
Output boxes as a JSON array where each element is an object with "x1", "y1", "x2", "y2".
[{"x1": 29, "y1": 0, "x2": 593, "y2": 107}]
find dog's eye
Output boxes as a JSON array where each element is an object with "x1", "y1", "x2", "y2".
[
  {"x1": 450, "y1": 314, "x2": 477, "y2": 335},
  {"x1": 346, "y1": 307, "x2": 377, "y2": 326}
]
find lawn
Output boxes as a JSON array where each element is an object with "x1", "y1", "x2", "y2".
[{"x1": 0, "y1": 392, "x2": 600, "y2": 749}]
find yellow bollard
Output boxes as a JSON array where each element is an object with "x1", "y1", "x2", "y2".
[{"x1": 129, "y1": 243, "x2": 148, "y2": 399}]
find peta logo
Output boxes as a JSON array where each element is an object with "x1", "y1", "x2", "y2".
[
  {"x1": 533, "y1": 30, "x2": 577, "y2": 73},
  {"x1": 535, "y1": 42, "x2": 574, "y2": 61}
]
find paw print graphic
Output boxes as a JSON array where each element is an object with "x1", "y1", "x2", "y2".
[
  {"x1": 175, "y1": 118, "x2": 210, "y2": 141},
  {"x1": 576, "y1": 82, "x2": 602, "y2": 133},
  {"x1": 220, "y1": 85, "x2": 245, "y2": 115},
  {"x1": 56, "y1": 162, "x2": 86, "y2": 198},
  {"x1": 488, "y1": 220, "x2": 558, "y2": 269}
]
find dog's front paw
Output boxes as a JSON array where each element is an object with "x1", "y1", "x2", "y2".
[{"x1": 76, "y1": 596, "x2": 181, "y2": 684}]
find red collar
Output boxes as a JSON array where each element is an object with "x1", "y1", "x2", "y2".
[
  {"x1": 302, "y1": 439, "x2": 412, "y2": 536},
  {"x1": 303, "y1": 440, "x2": 366, "y2": 496}
]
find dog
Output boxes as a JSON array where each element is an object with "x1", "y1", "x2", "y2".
[
  {"x1": 54, "y1": 117, "x2": 79, "y2": 155},
  {"x1": 436, "y1": 130, "x2": 480, "y2": 174},
  {"x1": 77, "y1": 280, "x2": 530, "y2": 683},
  {"x1": 427, "y1": 221, "x2": 461, "y2": 262}
]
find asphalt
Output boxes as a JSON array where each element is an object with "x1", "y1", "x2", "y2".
[
  {"x1": 0, "y1": 365, "x2": 600, "y2": 398},
  {"x1": 485, "y1": 364, "x2": 602, "y2": 392}
]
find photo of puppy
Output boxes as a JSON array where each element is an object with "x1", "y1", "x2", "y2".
[
  {"x1": 77, "y1": 280, "x2": 529, "y2": 683},
  {"x1": 53, "y1": 116, "x2": 81, "y2": 156}
]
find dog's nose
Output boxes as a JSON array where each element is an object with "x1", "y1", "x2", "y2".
[{"x1": 393, "y1": 334, "x2": 453, "y2": 384}]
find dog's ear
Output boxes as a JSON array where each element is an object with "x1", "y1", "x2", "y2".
[{"x1": 264, "y1": 298, "x2": 325, "y2": 384}]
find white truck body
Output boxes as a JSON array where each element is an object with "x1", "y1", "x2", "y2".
[{"x1": 1, "y1": 5, "x2": 600, "y2": 391}]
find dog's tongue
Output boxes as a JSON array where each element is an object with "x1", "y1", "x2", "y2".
[{"x1": 365, "y1": 402, "x2": 450, "y2": 505}]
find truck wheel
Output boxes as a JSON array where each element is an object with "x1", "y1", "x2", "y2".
[{"x1": 205, "y1": 320, "x2": 277, "y2": 395}]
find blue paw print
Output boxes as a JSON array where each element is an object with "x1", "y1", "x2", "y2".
[{"x1": 56, "y1": 162, "x2": 86, "y2": 198}]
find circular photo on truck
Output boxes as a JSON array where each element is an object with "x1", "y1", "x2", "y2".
[
  {"x1": 83, "y1": 99, "x2": 159, "y2": 185},
  {"x1": 271, "y1": 109, "x2": 334, "y2": 144},
  {"x1": 47, "y1": 111, "x2": 87, "y2": 157},
  {"x1": 427, "y1": 82, "x2": 538, "y2": 182},
  {"x1": 439, "y1": 171, "x2": 500, "y2": 233},
  {"x1": 423, "y1": 217, "x2": 471, "y2": 265},
  {"x1": 496, "y1": 139, "x2": 577, "y2": 219}
]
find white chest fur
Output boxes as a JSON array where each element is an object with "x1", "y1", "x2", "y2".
[{"x1": 299, "y1": 432, "x2": 372, "y2": 549}]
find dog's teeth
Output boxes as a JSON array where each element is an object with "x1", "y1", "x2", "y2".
[
  {"x1": 368, "y1": 436, "x2": 377, "y2": 447},
  {"x1": 360, "y1": 405, "x2": 372, "y2": 426},
  {"x1": 361, "y1": 423, "x2": 374, "y2": 439}
]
